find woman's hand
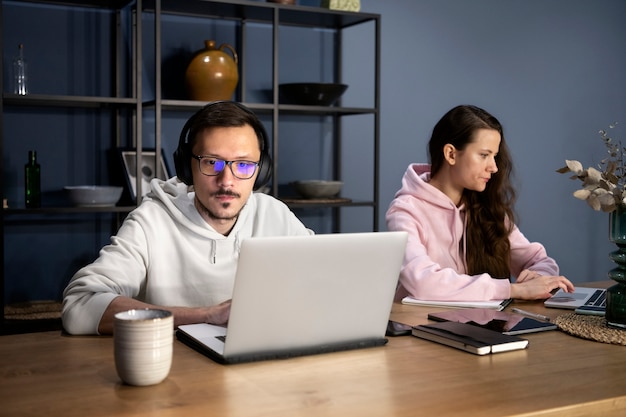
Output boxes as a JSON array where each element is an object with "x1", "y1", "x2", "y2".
[
  {"x1": 515, "y1": 269, "x2": 543, "y2": 283},
  {"x1": 510, "y1": 273, "x2": 575, "y2": 300}
]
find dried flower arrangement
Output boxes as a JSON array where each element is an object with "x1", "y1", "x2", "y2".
[{"x1": 557, "y1": 124, "x2": 624, "y2": 212}]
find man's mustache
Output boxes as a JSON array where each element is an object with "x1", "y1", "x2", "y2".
[{"x1": 212, "y1": 190, "x2": 240, "y2": 198}]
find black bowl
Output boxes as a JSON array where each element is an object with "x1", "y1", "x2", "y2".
[{"x1": 279, "y1": 83, "x2": 348, "y2": 106}]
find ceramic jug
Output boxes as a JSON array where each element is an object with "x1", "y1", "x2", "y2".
[{"x1": 185, "y1": 40, "x2": 239, "y2": 101}]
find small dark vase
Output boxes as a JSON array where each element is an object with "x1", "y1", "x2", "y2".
[{"x1": 606, "y1": 205, "x2": 626, "y2": 328}]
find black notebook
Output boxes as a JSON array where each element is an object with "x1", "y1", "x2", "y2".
[{"x1": 412, "y1": 321, "x2": 529, "y2": 355}]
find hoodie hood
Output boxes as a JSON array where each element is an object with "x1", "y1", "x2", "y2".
[
  {"x1": 388, "y1": 163, "x2": 467, "y2": 274},
  {"x1": 144, "y1": 177, "x2": 256, "y2": 234},
  {"x1": 141, "y1": 177, "x2": 256, "y2": 263},
  {"x1": 395, "y1": 163, "x2": 460, "y2": 211}
]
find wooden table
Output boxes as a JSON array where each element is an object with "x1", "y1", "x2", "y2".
[{"x1": 2, "y1": 287, "x2": 626, "y2": 416}]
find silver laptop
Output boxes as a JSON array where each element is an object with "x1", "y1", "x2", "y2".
[
  {"x1": 176, "y1": 231, "x2": 408, "y2": 364},
  {"x1": 544, "y1": 286, "x2": 606, "y2": 312}
]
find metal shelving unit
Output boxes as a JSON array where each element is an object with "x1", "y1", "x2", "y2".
[
  {"x1": 0, "y1": 0, "x2": 141, "y2": 332},
  {"x1": 0, "y1": 0, "x2": 380, "y2": 332},
  {"x1": 144, "y1": 0, "x2": 380, "y2": 232}
]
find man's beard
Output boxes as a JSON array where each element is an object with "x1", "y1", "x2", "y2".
[{"x1": 195, "y1": 190, "x2": 242, "y2": 221}]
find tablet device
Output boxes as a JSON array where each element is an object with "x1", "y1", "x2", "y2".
[{"x1": 427, "y1": 308, "x2": 557, "y2": 335}]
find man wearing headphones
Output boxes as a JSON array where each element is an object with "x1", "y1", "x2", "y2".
[{"x1": 62, "y1": 101, "x2": 313, "y2": 335}]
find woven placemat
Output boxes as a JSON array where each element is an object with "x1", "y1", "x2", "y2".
[
  {"x1": 554, "y1": 313, "x2": 626, "y2": 346},
  {"x1": 4, "y1": 300, "x2": 62, "y2": 320}
]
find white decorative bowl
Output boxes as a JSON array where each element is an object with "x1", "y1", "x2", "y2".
[
  {"x1": 292, "y1": 180, "x2": 343, "y2": 199},
  {"x1": 64, "y1": 186, "x2": 123, "y2": 207}
]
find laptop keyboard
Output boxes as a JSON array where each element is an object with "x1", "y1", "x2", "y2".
[{"x1": 584, "y1": 289, "x2": 606, "y2": 307}]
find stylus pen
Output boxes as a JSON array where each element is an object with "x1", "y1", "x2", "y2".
[{"x1": 511, "y1": 308, "x2": 551, "y2": 322}]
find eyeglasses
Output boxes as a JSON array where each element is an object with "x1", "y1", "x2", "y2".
[{"x1": 192, "y1": 155, "x2": 259, "y2": 180}]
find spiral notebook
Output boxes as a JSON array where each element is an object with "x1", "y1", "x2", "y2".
[{"x1": 402, "y1": 297, "x2": 512, "y2": 311}]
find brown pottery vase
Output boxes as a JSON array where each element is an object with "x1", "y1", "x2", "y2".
[{"x1": 185, "y1": 40, "x2": 239, "y2": 101}]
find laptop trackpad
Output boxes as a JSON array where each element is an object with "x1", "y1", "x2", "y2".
[
  {"x1": 179, "y1": 323, "x2": 227, "y2": 355},
  {"x1": 550, "y1": 291, "x2": 588, "y2": 303}
]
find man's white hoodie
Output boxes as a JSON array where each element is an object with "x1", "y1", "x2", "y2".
[{"x1": 62, "y1": 177, "x2": 312, "y2": 335}]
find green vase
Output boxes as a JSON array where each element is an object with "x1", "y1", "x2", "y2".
[{"x1": 607, "y1": 206, "x2": 626, "y2": 329}]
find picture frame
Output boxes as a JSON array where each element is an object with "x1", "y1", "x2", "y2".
[{"x1": 119, "y1": 148, "x2": 171, "y2": 201}]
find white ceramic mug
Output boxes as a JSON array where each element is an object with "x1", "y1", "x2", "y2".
[{"x1": 113, "y1": 309, "x2": 174, "y2": 386}]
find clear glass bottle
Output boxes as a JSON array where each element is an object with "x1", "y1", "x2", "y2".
[
  {"x1": 13, "y1": 43, "x2": 28, "y2": 95},
  {"x1": 25, "y1": 150, "x2": 41, "y2": 208}
]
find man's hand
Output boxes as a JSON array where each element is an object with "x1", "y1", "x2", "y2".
[
  {"x1": 202, "y1": 299, "x2": 231, "y2": 325},
  {"x1": 98, "y1": 296, "x2": 233, "y2": 334}
]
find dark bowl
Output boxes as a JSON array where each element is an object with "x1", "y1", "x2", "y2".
[
  {"x1": 279, "y1": 83, "x2": 348, "y2": 106},
  {"x1": 291, "y1": 180, "x2": 343, "y2": 199}
]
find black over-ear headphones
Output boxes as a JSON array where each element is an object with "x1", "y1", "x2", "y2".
[{"x1": 173, "y1": 101, "x2": 272, "y2": 190}]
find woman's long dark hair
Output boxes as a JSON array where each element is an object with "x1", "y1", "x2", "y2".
[{"x1": 429, "y1": 105, "x2": 516, "y2": 279}]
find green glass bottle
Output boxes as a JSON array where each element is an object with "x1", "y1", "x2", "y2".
[
  {"x1": 25, "y1": 150, "x2": 41, "y2": 208},
  {"x1": 607, "y1": 206, "x2": 626, "y2": 328}
]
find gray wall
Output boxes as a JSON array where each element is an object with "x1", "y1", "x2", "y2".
[
  {"x1": 360, "y1": 0, "x2": 626, "y2": 283},
  {"x1": 3, "y1": 0, "x2": 625, "y2": 302}
]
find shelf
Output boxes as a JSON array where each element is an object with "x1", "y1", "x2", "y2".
[
  {"x1": 147, "y1": 99, "x2": 374, "y2": 116},
  {"x1": 145, "y1": 99, "x2": 274, "y2": 112},
  {"x1": 276, "y1": 105, "x2": 376, "y2": 115},
  {"x1": 3, "y1": 93, "x2": 138, "y2": 109},
  {"x1": 149, "y1": 0, "x2": 380, "y2": 232},
  {"x1": 280, "y1": 198, "x2": 375, "y2": 209},
  {"x1": 0, "y1": 0, "x2": 140, "y2": 330},
  {"x1": 274, "y1": 5, "x2": 378, "y2": 29},
  {"x1": 12, "y1": 0, "x2": 135, "y2": 9},
  {"x1": 3, "y1": 206, "x2": 135, "y2": 215},
  {"x1": 0, "y1": 0, "x2": 380, "y2": 329},
  {"x1": 144, "y1": 0, "x2": 378, "y2": 29}
]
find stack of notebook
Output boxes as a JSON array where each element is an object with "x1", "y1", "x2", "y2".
[{"x1": 412, "y1": 321, "x2": 529, "y2": 355}]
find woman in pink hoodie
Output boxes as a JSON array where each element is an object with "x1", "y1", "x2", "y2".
[{"x1": 386, "y1": 105, "x2": 574, "y2": 302}]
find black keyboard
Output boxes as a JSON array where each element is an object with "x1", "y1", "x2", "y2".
[{"x1": 584, "y1": 289, "x2": 606, "y2": 307}]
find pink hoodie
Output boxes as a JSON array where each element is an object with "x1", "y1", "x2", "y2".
[{"x1": 386, "y1": 164, "x2": 559, "y2": 302}]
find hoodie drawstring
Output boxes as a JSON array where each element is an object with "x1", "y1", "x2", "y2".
[
  {"x1": 209, "y1": 240, "x2": 217, "y2": 264},
  {"x1": 209, "y1": 234, "x2": 243, "y2": 264}
]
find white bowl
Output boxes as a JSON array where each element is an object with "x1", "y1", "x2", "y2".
[
  {"x1": 292, "y1": 180, "x2": 343, "y2": 199},
  {"x1": 64, "y1": 186, "x2": 123, "y2": 207}
]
